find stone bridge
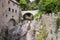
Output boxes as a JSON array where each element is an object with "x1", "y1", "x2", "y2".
[{"x1": 21, "y1": 10, "x2": 39, "y2": 16}]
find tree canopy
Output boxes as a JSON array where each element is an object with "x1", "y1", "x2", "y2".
[
  {"x1": 18, "y1": 0, "x2": 38, "y2": 10},
  {"x1": 18, "y1": 0, "x2": 60, "y2": 18},
  {"x1": 18, "y1": 0, "x2": 60, "y2": 13}
]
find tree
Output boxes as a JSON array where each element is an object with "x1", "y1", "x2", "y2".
[
  {"x1": 18, "y1": 0, "x2": 60, "y2": 12},
  {"x1": 19, "y1": 0, "x2": 27, "y2": 4},
  {"x1": 18, "y1": 0, "x2": 28, "y2": 10},
  {"x1": 56, "y1": 0, "x2": 60, "y2": 12},
  {"x1": 18, "y1": 0, "x2": 38, "y2": 10}
]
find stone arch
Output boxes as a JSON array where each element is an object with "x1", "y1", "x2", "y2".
[
  {"x1": 23, "y1": 13, "x2": 34, "y2": 20},
  {"x1": 8, "y1": 19, "x2": 16, "y2": 26}
]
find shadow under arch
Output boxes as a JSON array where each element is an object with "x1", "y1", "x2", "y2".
[
  {"x1": 23, "y1": 13, "x2": 34, "y2": 20},
  {"x1": 8, "y1": 19, "x2": 16, "y2": 26}
]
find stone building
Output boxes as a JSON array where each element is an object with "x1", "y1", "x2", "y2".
[
  {"x1": 0, "y1": 0, "x2": 5, "y2": 32},
  {"x1": 0, "y1": 0, "x2": 21, "y2": 40},
  {"x1": 0, "y1": 0, "x2": 21, "y2": 30}
]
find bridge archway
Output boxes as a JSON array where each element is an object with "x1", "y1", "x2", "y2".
[{"x1": 23, "y1": 13, "x2": 34, "y2": 20}]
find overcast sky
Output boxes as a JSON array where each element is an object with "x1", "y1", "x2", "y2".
[{"x1": 30, "y1": 0, "x2": 35, "y2": 2}]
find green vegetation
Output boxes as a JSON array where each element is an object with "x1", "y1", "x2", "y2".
[
  {"x1": 55, "y1": 17, "x2": 60, "y2": 40},
  {"x1": 18, "y1": 0, "x2": 60, "y2": 12},
  {"x1": 34, "y1": 12, "x2": 44, "y2": 19},
  {"x1": 56, "y1": 17, "x2": 60, "y2": 29},
  {"x1": 35, "y1": 0, "x2": 60, "y2": 13},
  {"x1": 18, "y1": 0, "x2": 38, "y2": 10},
  {"x1": 37, "y1": 24, "x2": 48, "y2": 40},
  {"x1": 56, "y1": 17, "x2": 60, "y2": 33},
  {"x1": 4, "y1": 29, "x2": 8, "y2": 40},
  {"x1": 18, "y1": 0, "x2": 60, "y2": 19}
]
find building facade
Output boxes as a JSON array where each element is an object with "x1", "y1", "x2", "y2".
[
  {"x1": 0, "y1": 0, "x2": 21, "y2": 30},
  {"x1": 0, "y1": 0, "x2": 5, "y2": 32}
]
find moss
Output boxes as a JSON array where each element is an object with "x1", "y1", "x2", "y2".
[
  {"x1": 55, "y1": 17, "x2": 60, "y2": 40},
  {"x1": 56, "y1": 17, "x2": 60, "y2": 33},
  {"x1": 37, "y1": 24, "x2": 48, "y2": 40},
  {"x1": 56, "y1": 17, "x2": 60, "y2": 27},
  {"x1": 34, "y1": 12, "x2": 44, "y2": 19},
  {"x1": 4, "y1": 29, "x2": 8, "y2": 40}
]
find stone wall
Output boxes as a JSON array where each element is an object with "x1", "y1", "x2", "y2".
[
  {"x1": 42, "y1": 14, "x2": 57, "y2": 40},
  {"x1": 0, "y1": 0, "x2": 6, "y2": 32},
  {"x1": 35, "y1": 13, "x2": 58, "y2": 40}
]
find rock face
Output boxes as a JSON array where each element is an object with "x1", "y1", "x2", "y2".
[
  {"x1": 1, "y1": 20, "x2": 37, "y2": 40},
  {"x1": 0, "y1": 13, "x2": 60, "y2": 40},
  {"x1": 20, "y1": 20, "x2": 38, "y2": 40},
  {"x1": 35, "y1": 13, "x2": 59, "y2": 40},
  {"x1": 42, "y1": 14, "x2": 57, "y2": 40}
]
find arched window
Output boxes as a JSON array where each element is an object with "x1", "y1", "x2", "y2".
[{"x1": 8, "y1": 19, "x2": 16, "y2": 26}]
